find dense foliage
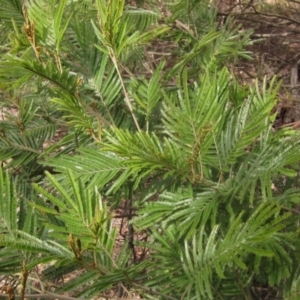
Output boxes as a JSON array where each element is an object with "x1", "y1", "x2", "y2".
[{"x1": 1, "y1": 0, "x2": 300, "y2": 299}]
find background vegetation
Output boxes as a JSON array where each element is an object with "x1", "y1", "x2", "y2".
[{"x1": 1, "y1": 0, "x2": 300, "y2": 299}]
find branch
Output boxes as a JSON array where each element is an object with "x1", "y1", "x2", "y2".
[
  {"x1": 108, "y1": 49, "x2": 141, "y2": 132},
  {"x1": 0, "y1": 293, "x2": 83, "y2": 300}
]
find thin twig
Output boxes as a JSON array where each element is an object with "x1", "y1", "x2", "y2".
[
  {"x1": 0, "y1": 293, "x2": 83, "y2": 300},
  {"x1": 131, "y1": 282, "x2": 178, "y2": 300},
  {"x1": 251, "y1": 32, "x2": 294, "y2": 38},
  {"x1": 281, "y1": 206, "x2": 300, "y2": 215},
  {"x1": 109, "y1": 49, "x2": 141, "y2": 131}
]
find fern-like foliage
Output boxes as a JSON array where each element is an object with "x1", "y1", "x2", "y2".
[
  {"x1": 0, "y1": 167, "x2": 144, "y2": 297},
  {"x1": 138, "y1": 203, "x2": 292, "y2": 299},
  {"x1": 0, "y1": 0, "x2": 24, "y2": 30},
  {"x1": 1, "y1": 0, "x2": 300, "y2": 299},
  {"x1": 0, "y1": 167, "x2": 40, "y2": 274}
]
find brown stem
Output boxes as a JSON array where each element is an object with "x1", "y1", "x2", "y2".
[
  {"x1": 0, "y1": 293, "x2": 82, "y2": 300},
  {"x1": 109, "y1": 50, "x2": 141, "y2": 131}
]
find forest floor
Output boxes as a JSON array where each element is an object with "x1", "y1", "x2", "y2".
[{"x1": 226, "y1": 0, "x2": 300, "y2": 129}]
